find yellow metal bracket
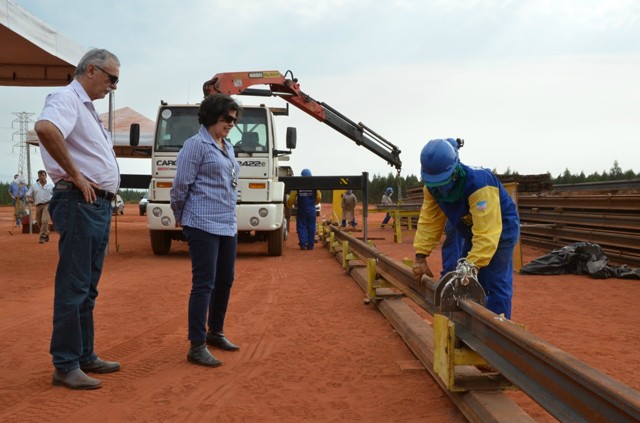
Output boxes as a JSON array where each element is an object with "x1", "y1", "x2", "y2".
[
  {"x1": 341, "y1": 240, "x2": 357, "y2": 269},
  {"x1": 329, "y1": 232, "x2": 340, "y2": 254},
  {"x1": 364, "y1": 258, "x2": 395, "y2": 303},
  {"x1": 433, "y1": 313, "x2": 513, "y2": 392}
]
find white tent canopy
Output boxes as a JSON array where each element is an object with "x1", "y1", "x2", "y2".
[{"x1": 0, "y1": 0, "x2": 86, "y2": 86}]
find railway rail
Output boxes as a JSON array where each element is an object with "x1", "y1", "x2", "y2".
[{"x1": 324, "y1": 225, "x2": 640, "y2": 422}]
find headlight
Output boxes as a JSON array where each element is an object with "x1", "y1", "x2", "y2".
[
  {"x1": 152, "y1": 207, "x2": 162, "y2": 217},
  {"x1": 161, "y1": 216, "x2": 172, "y2": 226},
  {"x1": 258, "y1": 208, "x2": 268, "y2": 217},
  {"x1": 249, "y1": 217, "x2": 260, "y2": 227}
]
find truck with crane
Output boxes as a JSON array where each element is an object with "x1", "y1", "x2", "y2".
[{"x1": 131, "y1": 70, "x2": 402, "y2": 256}]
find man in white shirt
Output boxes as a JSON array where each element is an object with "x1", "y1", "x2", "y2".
[
  {"x1": 26, "y1": 170, "x2": 54, "y2": 243},
  {"x1": 35, "y1": 48, "x2": 121, "y2": 390}
]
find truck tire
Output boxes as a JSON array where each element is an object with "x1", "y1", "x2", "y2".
[
  {"x1": 267, "y1": 225, "x2": 284, "y2": 257},
  {"x1": 150, "y1": 230, "x2": 172, "y2": 255}
]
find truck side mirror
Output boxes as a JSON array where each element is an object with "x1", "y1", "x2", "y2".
[
  {"x1": 286, "y1": 127, "x2": 297, "y2": 149},
  {"x1": 130, "y1": 123, "x2": 140, "y2": 147}
]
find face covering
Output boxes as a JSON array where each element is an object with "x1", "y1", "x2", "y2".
[{"x1": 429, "y1": 165, "x2": 467, "y2": 203}]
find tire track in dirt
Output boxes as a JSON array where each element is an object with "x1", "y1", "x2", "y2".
[
  {"x1": 9, "y1": 252, "x2": 285, "y2": 422},
  {"x1": 0, "y1": 310, "x2": 187, "y2": 421}
]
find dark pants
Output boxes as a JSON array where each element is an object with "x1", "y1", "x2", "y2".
[
  {"x1": 381, "y1": 212, "x2": 392, "y2": 225},
  {"x1": 441, "y1": 220, "x2": 465, "y2": 277},
  {"x1": 49, "y1": 187, "x2": 112, "y2": 371},
  {"x1": 183, "y1": 227, "x2": 237, "y2": 342},
  {"x1": 459, "y1": 237, "x2": 515, "y2": 319},
  {"x1": 296, "y1": 212, "x2": 316, "y2": 249}
]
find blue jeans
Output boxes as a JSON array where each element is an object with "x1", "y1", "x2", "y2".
[
  {"x1": 49, "y1": 187, "x2": 112, "y2": 371},
  {"x1": 183, "y1": 227, "x2": 237, "y2": 342}
]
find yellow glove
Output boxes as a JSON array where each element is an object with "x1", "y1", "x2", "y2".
[{"x1": 412, "y1": 255, "x2": 433, "y2": 285}]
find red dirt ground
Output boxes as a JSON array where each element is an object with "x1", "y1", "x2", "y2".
[{"x1": 0, "y1": 204, "x2": 638, "y2": 422}]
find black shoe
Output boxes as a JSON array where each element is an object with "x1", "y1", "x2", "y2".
[
  {"x1": 80, "y1": 357, "x2": 121, "y2": 374},
  {"x1": 52, "y1": 368, "x2": 102, "y2": 390},
  {"x1": 206, "y1": 331, "x2": 240, "y2": 351},
  {"x1": 39, "y1": 237, "x2": 45, "y2": 244},
  {"x1": 187, "y1": 343, "x2": 222, "y2": 367},
  {"x1": 45, "y1": 235, "x2": 50, "y2": 242}
]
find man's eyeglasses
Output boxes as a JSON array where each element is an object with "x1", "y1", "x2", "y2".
[
  {"x1": 222, "y1": 115, "x2": 238, "y2": 124},
  {"x1": 94, "y1": 65, "x2": 119, "y2": 85}
]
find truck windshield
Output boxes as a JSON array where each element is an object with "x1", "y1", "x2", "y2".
[{"x1": 155, "y1": 107, "x2": 269, "y2": 153}]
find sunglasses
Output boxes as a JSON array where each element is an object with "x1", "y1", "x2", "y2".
[
  {"x1": 94, "y1": 64, "x2": 119, "y2": 85},
  {"x1": 222, "y1": 114, "x2": 238, "y2": 124}
]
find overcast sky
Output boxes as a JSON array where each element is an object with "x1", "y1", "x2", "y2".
[{"x1": 1, "y1": 0, "x2": 639, "y2": 184}]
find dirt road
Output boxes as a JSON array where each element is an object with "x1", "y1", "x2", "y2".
[{"x1": 0, "y1": 205, "x2": 638, "y2": 422}]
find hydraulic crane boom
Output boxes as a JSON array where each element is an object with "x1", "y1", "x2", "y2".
[{"x1": 203, "y1": 70, "x2": 402, "y2": 171}]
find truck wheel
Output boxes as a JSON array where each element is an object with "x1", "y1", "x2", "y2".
[
  {"x1": 267, "y1": 225, "x2": 284, "y2": 257},
  {"x1": 150, "y1": 230, "x2": 172, "y2": 255}
]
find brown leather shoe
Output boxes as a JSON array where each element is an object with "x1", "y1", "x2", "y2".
[
  {"x1": 187, "y1": 344, "x2": 222, "y2": 367},
  {"x1": 206, "y1": 331, "x2": 240, "y2": 351},
  {"x1": 80, "y1": 357, "x2": 121, "y2": 374},
  {"x1": 52, "y1": 368, "x2": 102, "y2": 390}
]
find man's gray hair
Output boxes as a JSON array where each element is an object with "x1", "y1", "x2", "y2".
[{"x1": 75, "y1": 48, "x2": 120, "y2": 77}]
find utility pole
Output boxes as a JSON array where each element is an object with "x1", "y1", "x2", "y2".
[{"x1": 12, "y1": 112, "x2": 35, "y2": 185}]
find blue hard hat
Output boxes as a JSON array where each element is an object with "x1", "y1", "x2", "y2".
[
  {"x1": 301, "y1": 168, "x2": 312, "y2": 176},
  {"x1": 445, "y1": 138, "x2": 459, "y2": 150},
  {"x1": 386, "y1": 187, "x2": 393, "y2": 193},
  {"x1": 420, "y1": 139, "x2": 459, "y2": 187}
]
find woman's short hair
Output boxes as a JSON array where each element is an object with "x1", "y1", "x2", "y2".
[
  {"x1": 75, "y1": 48, "x2": 120, "y2": 76},
  {"x1": 198, "y1": 94, "x2": 243, "y2": 128}
]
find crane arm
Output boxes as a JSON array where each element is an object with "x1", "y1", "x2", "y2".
[{"x1": 203, "y1": 70, "x2": 402, "y2": 171}]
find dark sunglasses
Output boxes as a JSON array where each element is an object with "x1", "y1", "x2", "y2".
[
  {"x1": 94, "y1": 64, "x2": 119, "y2": 85},
  {"x1": 222, "y1": 114, "x2": 238, "y2": 124}
]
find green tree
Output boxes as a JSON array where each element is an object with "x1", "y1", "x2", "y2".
[{"x1": 609, "y1": 160, "x2": 623, "y2": 180}]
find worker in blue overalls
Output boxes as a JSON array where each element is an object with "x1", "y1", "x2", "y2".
[
  {"x1": 412, "y1": 139, "x2": 520, "y2": 318},
  {"x1": 287, "y1": 168, "x2": 322, "y2": 250}
]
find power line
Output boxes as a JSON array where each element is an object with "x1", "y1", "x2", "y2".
[{"x1": 12, "y1": 112, "x2": 35, "y2": 185}]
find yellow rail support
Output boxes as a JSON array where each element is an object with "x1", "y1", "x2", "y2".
[
  {"x1": 433, "y1": 313, "x2": 514, "y2": 392},
  {"x1": 364, "y1": 258, "x2": 395, "y2": 303},
  {"x1": 341, "y1": 240, "x2": 357, "y2": 269},
  {"x1": 329, "y1": 232, "x2": 339, "y2": 254}
]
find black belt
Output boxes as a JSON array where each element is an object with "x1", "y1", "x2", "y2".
[
  {"x1": 94, "y1": 189, "x2": 115, "y2": 202},
  {"x1": 55, "y1": 180, "x2": 115, "y2": 202}
]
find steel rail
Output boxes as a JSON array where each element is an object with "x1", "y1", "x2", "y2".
[
  {"x1": 521, "y1": 226, "x2": 640, "y2": 252},
  {"x1": 518, "y1": 194, "x2": 640, "y2": 211},
  {"x1": 454, "y1": 301, "x2": 640, "y2": 423},
  {"x1": 553, "y1": 179, "x2": 640, "y2": 192},
  {"x1": 330, "y1": 226, "x2": 640, "y2": 422},
  {"x1": 519, "y1": 210, "x2": 640, "y2": 231}
]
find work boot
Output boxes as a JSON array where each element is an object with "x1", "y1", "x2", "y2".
[
  {"x1": 39, "y1": 237, "x2": 45, "y2": 244},
  {"x1": 80, "y1": 357, "x2": 121, "y2": 374},
  {"x1": 206, "y1": 331, "x2": 240, "y2": 351},
  {"x1": 52, "y1": 368, "x2": 102, "y2": 390},
  {"x1": 187, "y1": 343, "x2": 222, "y2": 367}
]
